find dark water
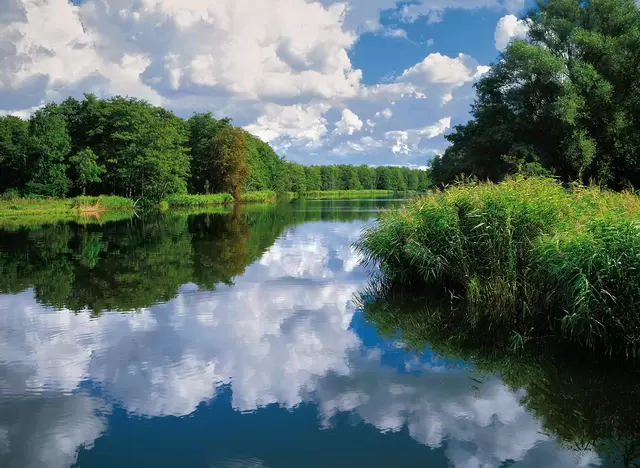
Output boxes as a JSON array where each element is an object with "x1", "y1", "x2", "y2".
[{"x1": 0, "y1": 199, "x2": 634, "y2": 467}]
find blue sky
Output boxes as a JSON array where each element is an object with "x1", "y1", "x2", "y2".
[{"x1": 0, "y1": 0, "x2": 532, "y2": 167}]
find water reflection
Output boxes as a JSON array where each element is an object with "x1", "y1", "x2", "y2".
[{"x1": 0, "y1": 201, "x2": 612, "y2": 467}]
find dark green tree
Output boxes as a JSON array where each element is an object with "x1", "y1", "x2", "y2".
[
  {"x1": 305, "y1": 166, "x2": 322, "y2": 191},
  {"x1": 357, "y1": 165, "x2": 375, "y2": 190},
  {"x1": 210, "y1": 126, "x2": 250, "y2": 199},
  {"x1": 69, "y1": 148, "x2": 105, "y2": 195},
  {"x1": 0, "y1": 116, "x2": 30, "y2": 194},
  {"x1": 25, "y1": 106, "x2": 71, "y2": 197},
  {"x1": 433, "y1": 0, "x2": 640, "y2": 188}
]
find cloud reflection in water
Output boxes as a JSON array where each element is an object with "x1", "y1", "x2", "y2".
[{"x1": 0, "y1": 220, "x2": 599, "y2": 467}]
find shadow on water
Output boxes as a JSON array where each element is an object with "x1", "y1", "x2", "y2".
[
  {"x1": 0, "y1": 199, "x2": 402, "y2": 314},
  {"x1": 357, "y1": 284, "x2": 640, "y2": 468}
]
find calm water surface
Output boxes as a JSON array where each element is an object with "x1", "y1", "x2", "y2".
[{"x1": 0, "y1": 199, "x2": 632, "y2": 467}]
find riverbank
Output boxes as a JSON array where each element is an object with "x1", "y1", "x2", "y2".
[
  {"x1": 0, "y1": 196, "x2": 135, "y2": 229},
  {"x1": 0, "y1": 189, "x2": 406, "y2": 228},
  {"x1": 355, "y1": 176, "x2": 640, "y2": 356},
  {"x1": 164, "y1": 190, "x2": 406, "y2": 207},
  {"x1": 299, "y1": 190, "x2": 400, "y2": 199}
]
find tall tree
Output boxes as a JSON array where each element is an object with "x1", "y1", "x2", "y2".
[
  {"x1": 432, "y1": 0, "x2": 640, "y2": 188},
  {"x1": 0, "y1": 116, "x2": 30, "y2": 194},
  {"x1": 210, "y1": 126, "x2": 250, "y2": 199},
  {"x1": 69, "y1": 148, "x2": 105, "y2": 195},
  {"x1": 25, "y1": 106, "x2": 71, "y2": 197}
]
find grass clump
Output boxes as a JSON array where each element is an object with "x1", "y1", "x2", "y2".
[
  {"x1": 0, "y1": 195, "x2": 135, "y2": 228},
  {"x1": 164, "y1": 193, "x2": 234, "y2": 207},
  {"x1": 355, "y1": 176, "x2": 640, "y2": 356},
  {"x1": 71, "y1": 196, "x2": 134, "y2": 212},
  {"x1": 239, "y1": 190, "x2": 277, "y2": 203},
  {"x1": 303, "y1": 190, "x2": 396, "y2": 200}
]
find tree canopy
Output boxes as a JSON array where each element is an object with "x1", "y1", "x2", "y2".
[
  {"x1": 0, "y1": 94, "x2": 431, "y2": 201},
  {"x1": 432, "y1": 0, "x2": 640, "y2": 189}
]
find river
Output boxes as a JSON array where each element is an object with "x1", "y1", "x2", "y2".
[{"x1": 0, "y1": 199, "x2": 630, "y2": 467}]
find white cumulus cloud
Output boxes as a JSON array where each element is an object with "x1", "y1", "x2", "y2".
[
  {"x1": 495, "y1": 14, "x2": 530, "y2": 51},
  {"x1": 334, "y1": 108, "x2": 364, "y2": 135}
]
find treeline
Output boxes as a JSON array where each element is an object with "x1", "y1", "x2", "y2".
[
  {"x1": 0, "y1": 94, "x2": 429, "y2": 202},
  {"x1": 431, "y1": 0, "x2": 640, "y2": 189}
]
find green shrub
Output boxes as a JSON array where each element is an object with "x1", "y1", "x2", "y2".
[{"x1": 0, "y1": 189, "x2": 20, "y2": 200}]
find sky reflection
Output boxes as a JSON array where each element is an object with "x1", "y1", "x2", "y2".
[{"x1": 0, "y1": 220, "x2": 599, "y2": 468}]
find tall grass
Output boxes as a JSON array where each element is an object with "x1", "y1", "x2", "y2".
[
  {"x1": 0, "y1": 196, "x2": 133, "y2": 215},
  {"x1": 303, "y1": 190, "x2": 397, "y2": 199},
  {"x1": 164, "y1": 193, "x2": 234, "y2": 207},
  {"x1": 355, "y1": 176, "x2": 640, "y2": 356},
  {"x1": 0, "y1": 195, "x2": 135, "y2": 228},
  {"x1": 239, "y1": 190, "x2": 277, "y2": 203},
  {"x1": 71, "y1": 196, "x2": 134, "y2": 212}
]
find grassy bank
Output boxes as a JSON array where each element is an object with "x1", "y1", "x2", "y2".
[
  {"x1": 164, "y1": 191, "x2": 281, "y2": 207},
  {"x1": 239, "y1": 190, "x2": 277, "y2": 203},
  {"x1": 0, "y1": 196, "x2": 135, "y2": 228},
  {"x1": 355, "y1": 177, "x2": 640, "y2": 356},
  {"x1": 301, "y1": 190, "x2": 399, "y2": 199},
  {"x1": 164, "y1": 193, "x2": 234, "y2": 208}
]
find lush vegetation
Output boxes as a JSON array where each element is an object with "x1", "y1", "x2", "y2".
[
  {"x1": 164, "y1": 193, "x2": 235, "y2": 208},
  {"x1": 0, "y1": 94, "x2": 430, "y2": 206},
  {"x1": 301, "y1": 190, "x2": 397, "y2": 199},
  {"x1": 0, "y1": 195, "x2": 134, "y2": 225},
  {"x1": 356, "y1": 177, "x2": 640, "y2": 356},
  {"x1": 239, "y1": 191, "x2": 278, "y2": 203},
  {"x1": 431, "y1": 0, "x2": 640, "y2": 190},
  {"x1": 360, "y1": 290, "x2": 640, "y2": 466}
]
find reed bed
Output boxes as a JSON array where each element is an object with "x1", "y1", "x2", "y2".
[
  {"x1": 303, "y1": 190, "x2": 397, "y2": 199},
  {"x1": 239, "y1": 191, "x2": 277, "y2": 203},
  {"x1": 164, "y1": 193, "x2": 234, "y2": 207},
  {"x1": 355, "y1": 177, "x2": 640, "y2": 356}
]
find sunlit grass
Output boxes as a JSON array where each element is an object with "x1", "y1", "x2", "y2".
[
  {"x1": 164, "y1": 193, "x2": 234, "y2": 207},
  {"x1": 303, "y1": 190, "x2": 397, "y2": 199},
  {"x1": 239, "y1": 190, "x2": 277, "y2": 203},
  {"x1": 0, "y1": 195, "x2": 135, "y2": 228}
]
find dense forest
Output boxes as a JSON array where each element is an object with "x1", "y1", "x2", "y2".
[
  {"x1": 431, "y1": 0, "x2": 640, "y2": 189},
  {"x1": 0, "y1": 95, "x2": 429, "y2": 202}
]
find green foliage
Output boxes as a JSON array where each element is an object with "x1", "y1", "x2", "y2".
[
  {"x1": 25, "y1": 106, "x2": 71, "y2": 197},
  {"x1": 187, "y1": 112, "x2": 231, "y2": 194},
  {"x1": 70, "y1": 196, "x2": 134, "y2": 212},
  {"x1": 0, "y1": 195, "x2": 134, "y2": 228},
  {"x1": 0, "y1": 94, "x2": 431, "y2": 203},
  {"x1": 282, "y1": 162, "x2": 308, "y2": 195},
  {"x1": 433, "y1": 0, "x2": 640, "y2": 189},
  {"x1": 0, "y1": 116, "x2": 30, "y2": 194},
  {"x1": 210, "y1": 126, "x2": 250, "y2": 199},
  {"x1": 165, "y1": 193, "x2": 234, "y2": 207},
  {"x1": 239, "y1": 191, "x2": 277, "y2": 203},
  {"x1": 303, "y1": 190, "x2": 395, "y2": 199},
  {"x1": 355, "y1": 176, "x2": 640, "y2": 356},
  {"x1": 69, "y1": 148, "x2": 105, "y2": 195}
]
